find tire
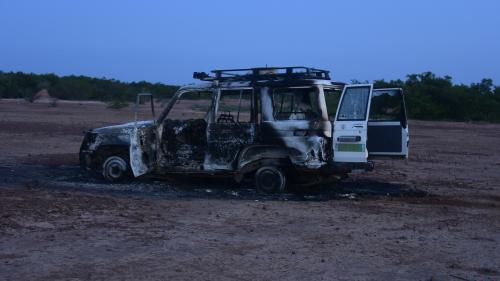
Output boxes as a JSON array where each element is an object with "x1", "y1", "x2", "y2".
[
  {"x1": 255, "y1": 166, "x2": 286, "y2": 193},
  {"x1": 102, "y1": 155, "x2": 130, "y2": 182}
]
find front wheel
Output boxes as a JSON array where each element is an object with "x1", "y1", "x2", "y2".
[
  {"x1": 255, "y1": 166, "x2": 286, "y2": 193},
  {"x1": 102, "y1": 155, "x2": 130, "y2": 182}
]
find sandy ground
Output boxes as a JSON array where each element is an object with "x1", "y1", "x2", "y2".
[{"x1": 0, "y1": 99, "x2": 499, "y2": 281}]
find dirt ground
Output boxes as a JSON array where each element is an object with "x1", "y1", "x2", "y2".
[{"x1": 0, "y1": 99, "x2": 499, "y2": 281}]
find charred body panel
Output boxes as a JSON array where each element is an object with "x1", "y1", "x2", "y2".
[
  {"x1": 205, "y1": 122, "x2": 255, "y2": 170},
  {"x1": 258, "y1": 85, "x2": 332, "y2": 170},
  {"x1": 80, "y1": 121, "x2": 154, "y2": 171},
  {"x1": 259, "y1": 121, "x2": 330, "y2": 169}
]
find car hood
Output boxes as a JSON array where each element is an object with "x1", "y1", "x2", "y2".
[{"x1": 91, "y1": 120, "x2": 155, "y2": 135}]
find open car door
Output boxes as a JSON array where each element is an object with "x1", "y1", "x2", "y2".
[
  {"x1": 129, "y1": 94, "x2": 158, "y2": 177},
  {"x1": 130, "y1": 124, "x2": 157, "y2": 177},
  {"x1": 333, "y1": 84, "x2": 373, "y2": 163},
  {"x1": 367, "y1": 88, "x2": 409, "y2": 159}
]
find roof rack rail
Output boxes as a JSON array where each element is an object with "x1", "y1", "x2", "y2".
[{"x1": 193, "y1": 66, "x2": 331, "y2": 82}]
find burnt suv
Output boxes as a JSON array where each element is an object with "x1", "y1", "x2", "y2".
[{"x1": 80, "y1": 67, "x2": 408, "y2": 192}]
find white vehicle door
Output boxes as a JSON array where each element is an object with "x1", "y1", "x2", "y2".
[
  {"x1": 367, "y1": 88, "x2": 409, "y2": 159},
  {"x1": 333, "y1": 84, "x2": 373, "y2": 163}
]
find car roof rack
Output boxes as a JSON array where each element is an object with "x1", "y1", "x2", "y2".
[{"x1": 193, "y1": 66, "x2": 331, "y2": 82}]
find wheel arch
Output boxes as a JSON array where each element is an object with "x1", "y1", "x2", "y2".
[
  {"x1": 236, "y1": 145, "x2": 292, "y2": 175},
  {"x1": 92, "y1": 144, "x2": 130, "y2": 168}
]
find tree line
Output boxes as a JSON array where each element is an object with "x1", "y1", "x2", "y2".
[
  {"x1": 0, "y1": 71, "x2": 179, "y2": 105},
  {"x1": 372, "y1": 72, "x2": 500, "y2": 122},
  {"x1": 1, "y1": 71, "x2": 500, "y2": 122}
]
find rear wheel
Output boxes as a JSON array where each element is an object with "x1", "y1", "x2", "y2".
[
  {"x1": 255, "y1": 166, "x2": 286, "y2": 193},
  {"x1": 102, "y1": 155, "x2": 130, "y2": 182}
]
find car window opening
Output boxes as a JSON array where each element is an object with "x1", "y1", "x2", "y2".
[{"x1": 272, "y1": 87, "x2": 321, "y2": 121}]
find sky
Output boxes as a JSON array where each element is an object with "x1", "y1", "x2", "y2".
[{"x1": 1, "y1": 0, "x2": 499, "y2": 85}]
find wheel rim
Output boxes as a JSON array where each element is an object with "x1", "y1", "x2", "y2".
[
  {"x1": 103, "y1": 156, "x2": 127, "y2": 180},
  {"x1": 260, "y1": 170, "x2": 279, "y2": 191},
  {"x1": 109, "y1": 163, "x2": 123, "y2": 178},
  {"x1": 256, "y1": 167, "x2": 285, "y2": 193}
]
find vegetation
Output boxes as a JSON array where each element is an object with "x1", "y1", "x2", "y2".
[
  {"x1": 0, "y1": 71, "x2": 179, "y2": 105},
  {"x1": 373, "y1": 72, "x2": 500, "y2": 122},
  {"x1": 1, "y1": 71, "x2": 499, "y2": 122}
]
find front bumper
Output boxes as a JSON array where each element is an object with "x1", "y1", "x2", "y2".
[
  {"x1": 79, "y1": 150, "x2": 94, "y2": 170},
  {"x1": 79, "y1": 131, "x2": 97, "y2": 170}
]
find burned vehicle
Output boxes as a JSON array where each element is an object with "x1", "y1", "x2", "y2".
[{"x1": 80, "y1": 67, "x2": 408, "y2": 192}]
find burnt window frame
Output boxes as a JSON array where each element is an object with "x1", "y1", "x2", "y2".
[
  {"x1": 215, "y1": 87, "x2": 255, "y2": 124},
  {"x1": 163, "y1": 90, "x2": 215, "y2": 121},
  {"x1": 323, "y1": 85, "x2": 343, "y2": 121},
  {"x1": 270, "y1": 86, "x2": 322, "y2": 121}
]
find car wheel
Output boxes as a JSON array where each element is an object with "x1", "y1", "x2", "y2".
[
  {"x1": 102, "y1": 156, "x2": 130, "y2": 182},
  {"x1": 255, "y1": 166, "x2": 286, "y2": 193}
]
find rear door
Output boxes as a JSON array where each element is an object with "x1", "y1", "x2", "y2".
[
  {"x1": 205, "y1": 88, "x2": 255, "y2": 171},
  {"x1": 333, "y1": 84, "x2": 373, "y2": 163},
  {"x1": 367, "y1": 88, "x2": 408, "y2": 159}
]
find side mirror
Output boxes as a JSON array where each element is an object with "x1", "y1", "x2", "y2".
[{"x1": 134, "y1": 93, "x2": 156, "y2": 126}]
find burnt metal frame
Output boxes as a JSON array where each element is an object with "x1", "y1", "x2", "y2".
[
  {"x1": 194, "y1": 66, "x2": 331, "y2": 82},
  {"x1": 134, "y1": 93, "x2": 155, "y2": 126},
  {"x1": 269, "y1": 85, "x2": 324, "y2": 122},
  {"x1": 215, "y1": 88, "x2": 255, "y2": 124},
  {"x1": 153, "y1": 70, "x2": 338, "y2": 172}
]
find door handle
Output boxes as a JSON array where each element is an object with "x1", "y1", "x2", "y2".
[{"x1": 353, "y1": 125, "x2": 364, "y2": 128}]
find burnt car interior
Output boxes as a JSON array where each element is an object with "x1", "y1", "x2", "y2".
[
  {"x1": 206, "y1": 89, "x2": 256, "y2": 169},
  {"x1": 159, "y1": 91, "x2": 212, "y2": 170}
]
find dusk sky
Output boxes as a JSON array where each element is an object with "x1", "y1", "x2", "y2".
[{"x1": 1, "y1": 0, "x2": 499, "y2": 85}]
